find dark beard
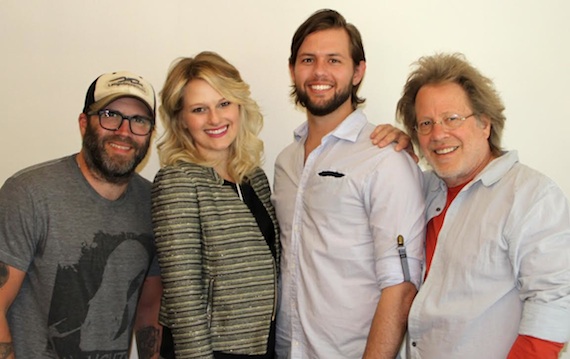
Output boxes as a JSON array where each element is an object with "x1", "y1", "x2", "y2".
[
  {"x1": 82, "y1": 122, "x2": 150, "y2": 184},
  {"x1": 296, "y1": 82, "x2": 352, "y2": 117}
]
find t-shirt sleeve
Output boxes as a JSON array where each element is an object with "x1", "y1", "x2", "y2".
[{"x1": 0, "y1": 177, "x2": 41, "y2": 271}]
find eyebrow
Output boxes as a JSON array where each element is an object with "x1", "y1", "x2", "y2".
[
  {"x1": 105, "y1": 107, "x2": 152, "y2": 118},
  {"x1": 298, "y1": 51, "x2": 345, "y2": 58},
  {"x1": 186, "y1": 98, "x2": 227, "y2": 108},
  {"x1": 418, "y1": 112, "x2": 463, "y2": 119}
]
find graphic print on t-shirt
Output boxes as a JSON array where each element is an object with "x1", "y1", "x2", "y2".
[{"x1": 46, "y1": 231, "x2": 152, "y2": 358}]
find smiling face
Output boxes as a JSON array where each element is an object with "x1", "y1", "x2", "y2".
[
  {"x1": 181, "y1": 79, "x2": 240, "y2": 163},
  {"x1": 81, "y1": 97, "x2": 152, "y2": 184},
  {"x1": 415, "y1": 82, "x2": 494, "y2": 187},
  {"x1": 290, "y1": 28, "x2": 365, "y2": 118}
]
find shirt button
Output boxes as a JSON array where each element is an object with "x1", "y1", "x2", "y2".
[
  {"x1": 436, "y1": 207, "x2": 441, "y2": 211},
  {"x1": 411, "y1": 341, "x2": 417, "y2": 347}
]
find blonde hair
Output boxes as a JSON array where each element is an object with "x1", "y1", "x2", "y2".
[
  {"x1": 396, "y1": 53, "x2": 505, "y2": 157},
  {"x1": 157, "y1": 51, "x2": 264, "y2": 183}
]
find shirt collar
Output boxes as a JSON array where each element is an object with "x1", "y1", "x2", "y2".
[
  {"x1": 478, "y1": 150, "x2": 519, "y2": 187},
  {"x1": 426, "y1": 150, "x2": 519, "y2": 193},
  {"x1": 293, "y1": 109, "x2": 366, "y2": 143}
]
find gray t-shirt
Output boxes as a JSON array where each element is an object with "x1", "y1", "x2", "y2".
[{"x1": 0, "y1": 154, "x2": 158, "y2": 358}]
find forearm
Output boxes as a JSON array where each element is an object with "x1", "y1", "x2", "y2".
[
  {"x1": 362, "y1": 282, "x2": 417, "y2": 359},
  {"x1": 135, "y1": 325, "x2": 161, "y2": 359},
  {"x1": 0, "y1": 263, "x2": 24, "y2": 359},
  {"x1": 134, "y1": 275, "x2": 162, "y2": 359},
  {"x1": 0, "y1": 316, "x2": 14, "y2": 359}
]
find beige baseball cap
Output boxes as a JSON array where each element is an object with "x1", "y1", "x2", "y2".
[{"x1": 83, "y1": 71, "x2": 156, "y2": 119}]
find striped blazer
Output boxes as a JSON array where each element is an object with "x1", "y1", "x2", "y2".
[{"x1": 152, "y1": 163, "x2": 280, "y2": 358}]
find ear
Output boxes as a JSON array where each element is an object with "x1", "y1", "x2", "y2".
[
  {"x1": 352, "y1": 60, "x2": 366, "y2": 86},
  {"x1": 78, "y1": 113, "x2": 89, "y2": 137},
  {"x1": 479, "y1": 114, "x2": 492, "y2": 139},
  {"x1": 290, "y1": 63, "x2": 297, "y2": 83}
]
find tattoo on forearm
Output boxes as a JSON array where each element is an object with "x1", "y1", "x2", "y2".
[
  {"x1": 0, "y1": 262, "x2": 9, "y2": 288},
  {"x1": 136, "y1": 326, "x2": 159, "y2": 359},
  {"x1": 0, "y1": 343, "x2": 13, "y2": 359}
]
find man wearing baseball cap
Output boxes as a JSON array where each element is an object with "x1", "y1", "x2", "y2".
[{"x1": 0, "y1": 71, "x2": 161, "y2": 358}]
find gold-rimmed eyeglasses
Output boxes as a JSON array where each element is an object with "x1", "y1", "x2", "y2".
[{"x1": 415, "y1": 113, "x2": 476, "y2": 135}]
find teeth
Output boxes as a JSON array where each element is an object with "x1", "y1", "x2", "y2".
[
  {"x1": 110, "y1": 143, "x2": 130, "y2": 150},
  {"x1": 206, "y1": 126, "x2": 227, "y2": 135},
  {"x1": 311, "y1": 85, "x2": 332, "y2": 91},
  {"x1": 435, "y1": 147, "x2": 457, "y2": 155}
]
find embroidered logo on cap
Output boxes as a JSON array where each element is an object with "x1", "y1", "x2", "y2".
[{"x1": 107, "y1": 76, "x2": 148, "y2": 94}]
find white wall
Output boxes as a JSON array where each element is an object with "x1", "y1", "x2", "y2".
[{"x1": 0, "y1": 1, "x2": 568, "y2": 358}]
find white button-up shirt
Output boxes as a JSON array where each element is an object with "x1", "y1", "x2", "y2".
[
  {"x1": 407, "y1": 151, "x2": 570, "y2": 359},
  {"x1": 273, "y1": 110, "x2": 425, "y2": 359}
]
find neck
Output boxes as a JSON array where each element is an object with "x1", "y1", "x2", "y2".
[
  {"x1": 443, "y1": 151, "x2": 497, "y2": 188},
  {"x1": 304, "y1": 100, "x2": 355, "y2": 161},
  {"x1": 307, "y1": 99, "x2": 354, "y2": 132},
  {"x1": 214, "y1": 161, "x2": 234, "y2": 183},
  {"x1": 76, "y1": 152, "x2": 129, "y2": 201}
]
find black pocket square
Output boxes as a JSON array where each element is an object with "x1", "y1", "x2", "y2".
[{"x1": 318, "y1": 171, "x2": 345, "y2": 178}]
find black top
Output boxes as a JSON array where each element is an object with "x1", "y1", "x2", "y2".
[{"x1": 225, "y1": 180, "x2": 277, "y2": 259}]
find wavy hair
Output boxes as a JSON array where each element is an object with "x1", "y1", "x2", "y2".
[
  {"x1": 157, "y1": 51, "x2": 264, "y2": 183},
  {"x1": 396, "y1": 53, "x2": 505, "y2": 157}
]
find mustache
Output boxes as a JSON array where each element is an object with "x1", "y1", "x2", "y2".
[{"x1": 103, "y1": 134, "x2": 139, "y2": 148}]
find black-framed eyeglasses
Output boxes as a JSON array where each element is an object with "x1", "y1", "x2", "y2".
[
  {"x1": 89, "y1": 109, "x2": 154, "y2": 136},
  {"x1": 414, "y1": 113, "x2": 476, "y2": 135}
]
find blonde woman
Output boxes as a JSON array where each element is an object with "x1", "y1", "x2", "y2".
[{"x1": 152, "y1": 52, "x2": 279, "y2": 359}]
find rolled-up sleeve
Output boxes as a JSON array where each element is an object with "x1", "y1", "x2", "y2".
[{"x1": 512, "y1": 180, "x2": 570, "y2": 342}]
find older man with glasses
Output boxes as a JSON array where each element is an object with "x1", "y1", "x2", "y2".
[
  {"x1": 373, "y1": 52, "x2": 570, "y2": 359},
  {"x1": 0, "y1": 71, "x2": 162, "y2": 358}
]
